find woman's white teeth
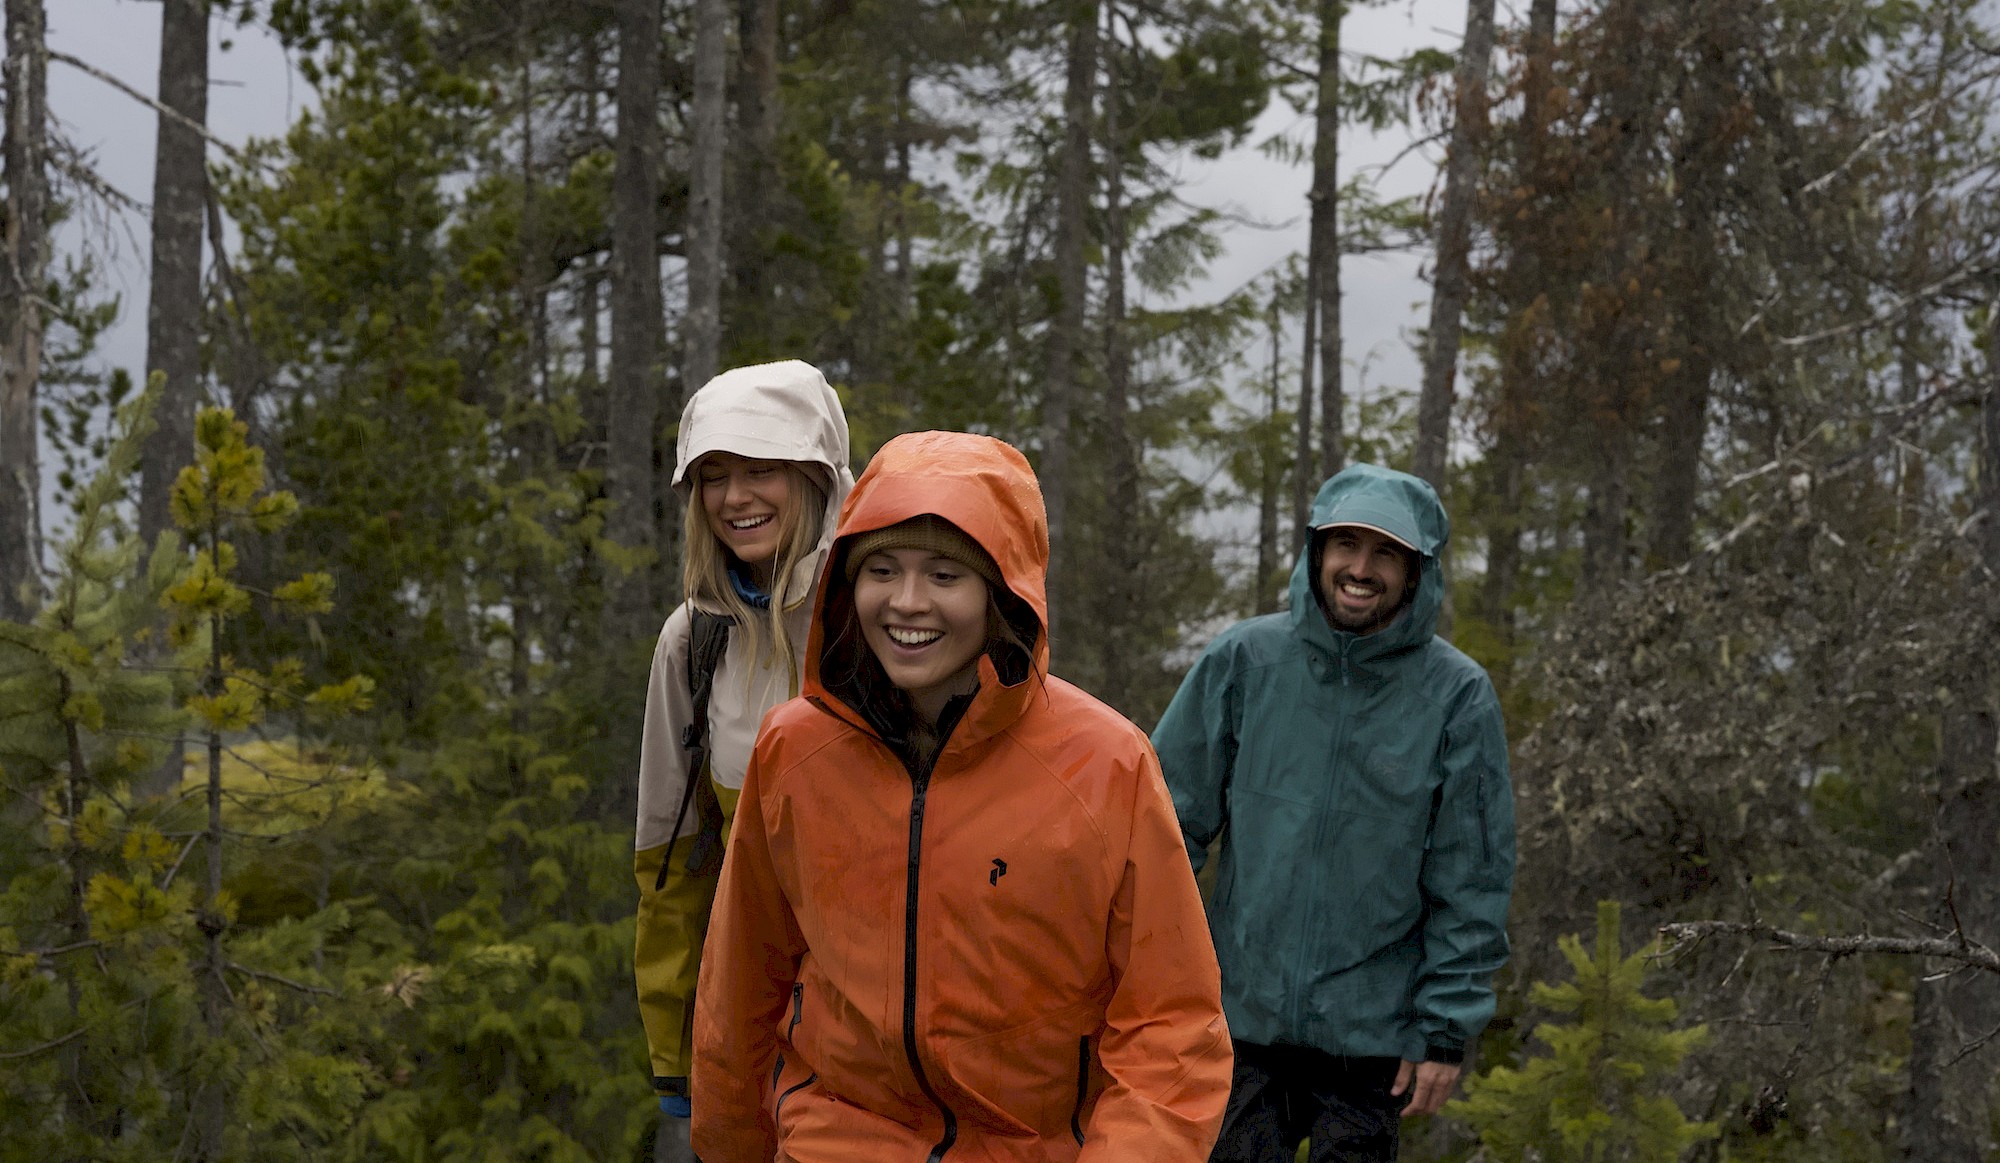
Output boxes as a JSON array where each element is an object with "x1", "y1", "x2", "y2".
[
  {"x1": 729, "y1": 515, "x2": 773, "y2": 530},
  {"x1": 887, "y1": 627, "x2": 944, "y2": 646}
]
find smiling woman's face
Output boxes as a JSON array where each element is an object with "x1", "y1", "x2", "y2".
[
  {"x1": 698, "y1": 452, "x2": 796, "y2": 573},
  {"x1": 853, "y1": 548, "x2": 990, "y2": 724}
]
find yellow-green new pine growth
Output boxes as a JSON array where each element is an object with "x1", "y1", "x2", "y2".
[{"x1": 1447, "y1": 900, "x2": 1719, "y2": 1163}]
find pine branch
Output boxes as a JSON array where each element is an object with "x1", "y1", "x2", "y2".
[
  {"x1": 1658, "y1": 921, "x2": 2000, "y2": 975},
  {"x1": 0, "y1": 1025, "x2": 88, "y2": 1060},
  {"x1": 0, "y1": 939, "x2": 101, "y2": 959},
  {"x1": 226, "y1": 961, "x2": 337, "y2": 998}
]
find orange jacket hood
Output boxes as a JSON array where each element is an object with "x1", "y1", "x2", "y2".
[{"x1": 805, "y1": 430, "x2": 1051, "y2": 752}]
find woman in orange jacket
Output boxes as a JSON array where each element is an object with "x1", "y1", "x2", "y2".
[{"x1": 691, "y1": 431, "x2": 1231, "y2": 1162}]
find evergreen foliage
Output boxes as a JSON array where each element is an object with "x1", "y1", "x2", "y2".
[{"x1": 1449, "y1": 901, "x2": 1718, "y2": 1162}]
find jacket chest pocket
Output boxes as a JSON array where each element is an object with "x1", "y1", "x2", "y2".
[{"x1": 1337, "y1": 741, "x2": 1438, "y2": 823}]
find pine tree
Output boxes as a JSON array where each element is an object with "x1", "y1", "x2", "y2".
[
  {"x1": 1449, "y1": 900, "x2": 1718, "y2": 1163},
  {"x1": 0, "y1": 380, "x2": 193, "y2": 1156},
  {"x1": 161, "y1": 405, "x2": 376, "y2": 1158}
]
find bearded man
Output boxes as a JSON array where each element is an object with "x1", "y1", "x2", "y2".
[{"x1": 1153, "y1": 462, "x2": 1517, "y2": 1163}]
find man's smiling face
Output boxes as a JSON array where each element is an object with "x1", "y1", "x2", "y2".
[{"x1": 1315, "y1": 525, "x2": 1415, "y2": 636}]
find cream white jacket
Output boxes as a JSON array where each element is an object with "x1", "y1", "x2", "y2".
[{"x1": 633, "y1": 359, "x2": 851, "y2": 1088}]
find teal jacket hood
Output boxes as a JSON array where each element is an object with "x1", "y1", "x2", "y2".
[
  {"x1": 1288, "y1": 462, "x2": 1449, "y2": 661},
  {"x1": 1155, "y1": 462, "x2": 1513, "y2": 1064}
]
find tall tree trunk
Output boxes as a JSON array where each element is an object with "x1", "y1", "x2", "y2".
[
  {"x1": 1580, "y1": 431, "x2": 1631, "y2": 587},
  {"x1": 0, "y1": 0, "x2": 50, "y2": 621},
  {"x1": 1902, "y1": 288, "x2": 2000, "y2": 1163},
  {"x1": 1313, "y1": 0, "x2": 1344, "y2": 481},
  {"x1": 1257, "y1": 297, "x2": 1282, "y2": 615},
  {"x1": 608, "y1": 0, "x2": 664, "y2": 636},
  {"x1": 194, "y1": 523, "x2": 228, "y2": 1161},
  {"x1": 1293, "y1": 248, "x2": 1317, "y2": 545},
  {"x1": 580, "y1": 43, "x2": 603, "y2": 392},
  {"x1": 1982, "y1": 289, "x2": 2000, "y2": 569},
  {"x1": 1479, "y1": 0, "x2": 1557, "y2": 642},
  {"x1": 730, "y1": 0, "x2": 778, "y2": 347},
  {"x1": 1411, "y1": 0, "x2": 1497, "y2": 488},
  {"x1": 138, "y1": 0, "x2": 210, "y2": 548},
  {"x1": 1098, "y1": 8, "x2": 1137, "y2": 712},
  {"x1": 685, "y1": 0, "x2": 729, "y2": 391},
  {"x1": 1647, "y1": 353, "x2": 1711, "y2": 569},
  {"x1": 1042, "y1": 0, "x2": 1098, "y2": 649},
  {"x1": 58, "y1": 678, "x2": 103, "y2": 1137}
]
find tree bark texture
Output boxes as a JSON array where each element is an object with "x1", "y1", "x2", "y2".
[
  {"x1": 729, "y1": 0, "x2": 777, "y2": 344},
  {"x1": 608, "y1": 0, "x2": 665, "y2": 630},
  {"x1": 1479, "y1": 0, "x2": 1558, "y2": 639},
  {"x1": 0, "y1": 0, "x2": 50, "y2": 621},
  {"x1": 1041, "y1": 0, "x2": 1098, "y2": 649},
  {"x1": 684, "y1": 0, "x2": 729, "y2": 392},
  {"x1": 1293, "y1": 245, "x2": 1317, "y2": 546},
  {"x1": 1313, "y1": 0, "x2": 1344, "y2": 482},
  {"x1": 1097, "y1": 8, "x2": 1137, "y2": 712},
  {"x1": 1411, "y1": 0, "x2": 1496, "y2": 488},
  {"x1": 138, "y1": 0, "x2": 210, "y2": 550},
  {"x1": 1258, "y1": 300, "x2": 1282, "y2": 614},
  {"x1": 1983, "y1": 288, "x2": 2000, "y2": 569},
  {"x1": 195, "y1": 610, "x2": 228, "y2": 1161}
]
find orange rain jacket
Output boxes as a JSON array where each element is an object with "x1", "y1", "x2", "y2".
[{"x1": 691, "y1": 432, "x2": 1231, "y2": 1163}]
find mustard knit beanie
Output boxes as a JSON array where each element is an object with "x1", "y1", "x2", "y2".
[{"x1": 842, "y1": 515, "x2": 1004, "y2": 591}]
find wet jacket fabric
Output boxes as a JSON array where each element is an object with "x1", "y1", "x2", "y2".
[
  {"x1": 634, "y1": 360, "x2": 853, "y2": 1090},
  {"x1": 1152, "y1": 463, "x2": 1514, "y2": 1065},
  {"x1": 691, "y1": 432, "x2": 1231, "y2": 1163}
]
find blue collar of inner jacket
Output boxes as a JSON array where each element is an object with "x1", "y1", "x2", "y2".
[{"x1": 727, "y1": 564, "x2": 771, "y2": 610}]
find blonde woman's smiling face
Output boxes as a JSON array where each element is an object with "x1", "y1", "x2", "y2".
[
  {"x1": 853, "y1": 548, "x2": 989, "y2": 723},
  {"x1": 698, "y1": 452, "x2": 796, "y2": 578}
]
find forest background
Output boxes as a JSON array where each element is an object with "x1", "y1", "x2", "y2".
[{"x1": 3, "y1": 0, "x2": 1999, "y2": 1160}]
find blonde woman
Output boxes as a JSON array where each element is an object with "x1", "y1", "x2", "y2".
[{"x1": 634, "y1": 360, "x2": 852, "y2": 1155}]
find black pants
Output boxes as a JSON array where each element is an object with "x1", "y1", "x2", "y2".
[{"x1": 1209, "y1": 1040, "x2": 1402, "y2": 1163}]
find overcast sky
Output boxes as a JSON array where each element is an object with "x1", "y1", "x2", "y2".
[{"x1": 45, "y1": 0, "x2": 1465, "y2": 451}]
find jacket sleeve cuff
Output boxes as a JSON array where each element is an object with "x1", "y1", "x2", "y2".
[{"x1": 1424, "y1": 1043, "x2": 1465, "y2": 1065}]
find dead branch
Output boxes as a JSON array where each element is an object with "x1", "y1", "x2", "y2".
[
  {"x1": 1659, "y1": 921, "x2": 2000, "y2": 975},
  {"x1": 47, "y1": 50, "x2": 261, "y2": 170}
]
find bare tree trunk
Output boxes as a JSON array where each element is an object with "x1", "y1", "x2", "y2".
[
  {"x1": 1479, "y1": 0, "x2": 1557, "y2": 641},
  {"x1": 1098, "y1": 7, "x2": 1137, "y2": 712},
  {"x1": 1257, "y1": 298, "x2": 1282, "y2": 615},
  {"x1": 58, "y1": 677, "x2": 103, "y2": 1137},
  {"x1": 730, "y1": 0, "x2": 777, "y2": 344},
  {"x1": 1581, "y1": 434, "x2": 1631, "y2": 588},
  {"x1": 1983, "y1": 289, "x2": 2000, "y2": 569},
  {"x1": 1313, "y1": 0, "x2": 1344, "y2": 481},
  {"x1": 138, "y1": 0, "x2": 210, "y2": 548},
  {"x1": 1901, "y1": 288, "x2": 2000, "y2": 1163},
  {"x1": 685, "y1": 0, "x2": 729, "y2": 391},
  {"x1": 0, "y1": 0, "x2": 50, "y2": 621},
  {"x1": 1042, "y1": 0, "x2": 1098, "y2": 649},
  {"x1": 608, "y1": 0, "x2": 664, "y2": 635},
  {"x1": 1411, "y1": 0, "x2": 1496, "y2": 488},
  {"x1": 580, "y1": 43, "x2": 603, "y2": 392},
  {"x1": 1647, "y1": 353, "x2": 1711, "y2": 569},
  {"x1": 1293, "y1": 248, "x2": 1317, "y2": 544},
  {"x1": 194, "y1": 529, "x2": 228, "y2": 1161}
]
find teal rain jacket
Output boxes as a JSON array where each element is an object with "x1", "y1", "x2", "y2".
[{"x1": 1152, "y1": 463, "x2": 1514, "y2": 1064}]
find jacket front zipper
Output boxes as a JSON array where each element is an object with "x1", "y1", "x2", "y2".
[
  {"x1": 1070, "y1": 1035, "x2": 1091, "y2": 1145},
  {"x1": 904, "y1": 767, "x2": 958, "y2": 1161}
]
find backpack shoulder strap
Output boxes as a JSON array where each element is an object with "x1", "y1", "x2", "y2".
[
  {"x1": 681, "y1": 609, "x2": 733, "y2": 753},
  {"x1": 667, "y1": 610, "x2": 732, "y2": 879}
]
